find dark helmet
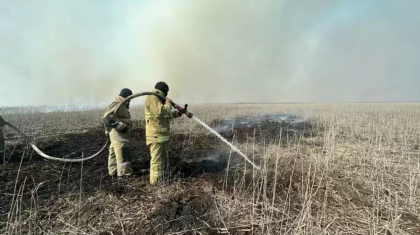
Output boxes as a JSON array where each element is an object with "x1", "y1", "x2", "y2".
[
  {"x1": 119, "y1": 88, "x2": 132, "y2": 109},
  {"x1": 119, "y1": 88, "x2": 132, "y2": 98},
  {"x1": 155, "y1": 81, "x2": 169, "y2": 96}
]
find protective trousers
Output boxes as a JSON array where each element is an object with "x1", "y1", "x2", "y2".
[
  {"x1": 108, "y1": 134, "x2": 132, "y2": 177},
  {"x1": 148, "y1": 141, "x2": 169, "y2": 185}
]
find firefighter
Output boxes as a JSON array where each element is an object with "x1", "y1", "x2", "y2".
[
  {"x1": 145, "y1": 82, "x2": 183, "y2": 185},
  {"x1": 103, "y1": 88, "x2": 133, "y2": 178}
]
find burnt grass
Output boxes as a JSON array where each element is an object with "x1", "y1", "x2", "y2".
[
  {"x1": 0, "y1": 125, "x2": 225, "y2": 234},
  {"x1": 0, "y1": 119, "x2": 324, "y2": 234},
  {"x1": 5, "y1": 118, "x2": 417, "y2": 234},
  {"x1": 210, "y1": 117, "x2": 320, "y2": 145}
]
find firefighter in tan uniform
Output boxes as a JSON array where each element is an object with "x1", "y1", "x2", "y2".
[
  {"x1": 145, "y1": 82, "x2": 183, "y2": 185},
  {"x1": 103, "y1": 88, "x2": 133, "y2": 177}
]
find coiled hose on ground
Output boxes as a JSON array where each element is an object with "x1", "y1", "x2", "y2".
[{"x1": 1, "y1": 92, "x2": 166, "y2": 162}]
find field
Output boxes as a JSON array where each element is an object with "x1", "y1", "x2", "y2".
[{"x1": 1, "y1": 103, "x2": 420, "y2": 235}]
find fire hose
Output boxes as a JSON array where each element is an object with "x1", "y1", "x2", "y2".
[{"x1": 0, "y1": 91, "x2": 193, "y2": 162}]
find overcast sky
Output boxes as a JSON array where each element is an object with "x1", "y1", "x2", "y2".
[{"x1": 0, "y1": 0, "x2": 419, "y2": 107}]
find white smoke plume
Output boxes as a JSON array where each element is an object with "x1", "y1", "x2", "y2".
[{"x1": 0, "y1": 0, "x2": 419, "y2": 107}]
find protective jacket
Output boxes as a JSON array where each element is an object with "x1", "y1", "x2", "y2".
[
  {"x1": 145, "y1": 89, "x2": 180, "y2": 144},
  {"x1": 103, "y1": 96, "x2": 132, "y2": 143}
]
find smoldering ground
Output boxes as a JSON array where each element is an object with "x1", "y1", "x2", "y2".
[
  {"x1": 0, "y1": 111, "x2": 320, "y2": 234},
  {"x1": 1, "y1": 0, "x2": 420, "y2": 107}
]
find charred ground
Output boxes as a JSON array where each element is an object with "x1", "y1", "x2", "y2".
[
  {"x1": 1, "y1": 108, "x2": 419, "y2": 235},
  {"x1": 1, "y1": 115, "x2": 316, "y2": 234}
]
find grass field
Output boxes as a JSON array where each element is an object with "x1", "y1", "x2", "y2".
[{"x1": 1, "y1": 103, "x2": 420, "y2": 234}]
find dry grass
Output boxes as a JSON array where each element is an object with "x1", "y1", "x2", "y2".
[{"x1": 1, "y1": 103, "x2": 420, "y2": 234}]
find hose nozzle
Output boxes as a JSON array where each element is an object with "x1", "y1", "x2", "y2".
[{"x1": 171, "y1": 102, "x2": 194, "y2": 118}]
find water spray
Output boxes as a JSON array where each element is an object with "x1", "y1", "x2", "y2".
[{"x1": 191, "y1": 116, "x2": 260, "y2": 170}]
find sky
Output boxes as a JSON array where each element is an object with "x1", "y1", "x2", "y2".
[{"x1": 0, "y1": 0, "x2": 419, "y2": 107}]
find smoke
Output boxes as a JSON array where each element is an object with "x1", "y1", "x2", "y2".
[{"x1": 0, "y1": 0, "x2": 419, "y2": 107}]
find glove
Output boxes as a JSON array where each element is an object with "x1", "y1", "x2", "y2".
[{"x1": 115, "y1": 121, "x2": 127, "y2": 131}]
